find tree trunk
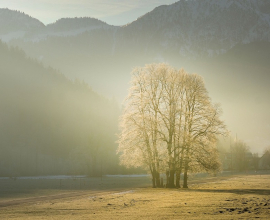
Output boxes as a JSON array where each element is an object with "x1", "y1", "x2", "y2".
[
  {"x1": 155, "y1": 171, "x2": 161, "y2": 187},
  {"x1": 152, "y1": 176, "x2": 156, "y2": 188},
  {"x1": 166, "y1": 170, "x2": 169, "y2": 187},
  {"x1": 183, "y1": 170, "x2": 188, "y2": 188},
  {"x1": 151, "y1": 170, "x2": 156, "y2": 188},
  {"x1": 175, "y1": 170, "x2": 180, "y2": 188},
  {"x1": 168, "y1": 169, "x2": 175, "y2": 188},
  {"x1": 183, "y1": 160, "x2": 189, "y2": 188},
  {"x1": 178, "y1": 144, "x2": 185, "y2": 188}
]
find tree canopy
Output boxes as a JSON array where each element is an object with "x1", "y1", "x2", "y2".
[{"x1": 118, "y1": 63, "x2": 227, "y2": 188}]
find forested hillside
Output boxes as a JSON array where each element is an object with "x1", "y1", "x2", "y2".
[{"x1": 0, "y1": 41, "x2": 120, "y2": 176}]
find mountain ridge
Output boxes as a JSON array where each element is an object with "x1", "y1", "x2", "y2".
[
  {"x1": 1, "y1": 0, "x2": 270, "y2": 54},
  {"x1": 117, "y1": 0, "x2": 270, "y2": 58}
]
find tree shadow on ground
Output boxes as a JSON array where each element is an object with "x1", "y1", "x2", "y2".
[{"x1": 187, "y1": 188, "x2": 270, "y2": 196}]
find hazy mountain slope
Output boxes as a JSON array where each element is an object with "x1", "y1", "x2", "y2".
[
  {"x1": 47, "y1": 17, "x2": 108, "y2": 31},
  {"x1": 0, "y1": 41, "x2": 119, "y2": 176},
  {"x1": 0, "y1": 8, "x2": 45, "y2": 41},
  {"x1": 0, "y1": 8, "x2": 44, "y2": 33},
  {"x1": 3, "y1": 0, "x2": 270, "y2": 55},
  {"x1": 3, "y1": 0, "x2": 270, "y2": 83},
  {"x1": 213, "y1": 41, "x2": 270, "y2": 69},
  {"x1": 26, "y1": 17, "x2": 117, "y2": 42},
  {"x1": 116, "y1": 0, "x2": 270, "y2": 58},
  {"x1": 0, "y1": 9, "x2": 116, "y2": 42}
]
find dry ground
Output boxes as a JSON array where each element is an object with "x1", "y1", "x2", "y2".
[{"x1": 0, "y1": 174, "x2": 270, "y2": 219}]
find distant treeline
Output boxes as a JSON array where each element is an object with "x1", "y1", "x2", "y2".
[{"x1": 0, "y1": 41, "x2": 126, "y2": 177}]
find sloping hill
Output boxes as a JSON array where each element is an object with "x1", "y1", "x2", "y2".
[
  {"x1": 0, "y1": 8, "x2": 44, "y2": 41},
  {"x1": 0, "y1": 41, "x2": 119, "y2": 176}
]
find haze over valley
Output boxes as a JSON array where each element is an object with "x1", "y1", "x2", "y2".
[
  {"x1": 2, "y1": 2, "x2": 270, "y2": 219},
  {"x1": 0, "y1": 0, "x2": 270, "y2": 177}
]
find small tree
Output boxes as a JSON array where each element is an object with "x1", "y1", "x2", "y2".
[
  {"x1": 232, "y1": 140, "x2": 250, "y2": 171},
  {"x1": 252, "y1": 153, "x2": 260, "y2": 171}
]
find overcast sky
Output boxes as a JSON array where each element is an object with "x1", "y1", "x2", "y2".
[{"x1": 0, "y1": 0, "x2": 177, "y2": 25}]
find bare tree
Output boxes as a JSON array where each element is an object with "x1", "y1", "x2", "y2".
[
  {"x1": 252, "y1": 153, "x2": 260, "y2": 171},
  {"x1": 232, "y1": 140, "x2": 250, "y2": 171},
  {"x1": 118, "y1": 64, "x2": 165, "y2": 187},
  {"x1": 179, "y1": 74, "x2": 227, "y2": 188},
  {"x1": 263, "y1": 146, "x2": 270, "y2": 154},
  {"x1": 117, "y1": 63, "x2": 227, "y2": 188}
]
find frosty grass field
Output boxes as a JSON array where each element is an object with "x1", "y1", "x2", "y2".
[{"x1": 0, "y1": 173, "x2": 270, "y2": 219}]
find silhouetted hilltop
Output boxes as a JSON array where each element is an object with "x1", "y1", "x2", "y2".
[
  {"x1": 47, "y1": 17, "x2": 109, "y2": 31},
  {"x1": 0, "y1": 8, "x2": 44, "y2": 35}
]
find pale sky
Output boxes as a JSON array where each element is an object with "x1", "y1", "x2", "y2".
[{"x1": 0, "y1": 0, "x2": 177, "y2": 25}]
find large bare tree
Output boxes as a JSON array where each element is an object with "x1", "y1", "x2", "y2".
[
  {"x1": 117, "y1": 64, "x2": 165, "y2": 187},
  {"x1": 118, "y1": 63, "x2": 227, "y2": 188}
]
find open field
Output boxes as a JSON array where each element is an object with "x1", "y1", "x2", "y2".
[
  {"x1": 0, "y1": 175, "x2": 150, "y2": 202},
  {"x1": 0, "y1": 174, "x2": 270, "y2": 219}
]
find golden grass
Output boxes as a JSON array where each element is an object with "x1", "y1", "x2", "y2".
[{"x1": 1, "y1": 174, "x2": 270, "y2": 219}]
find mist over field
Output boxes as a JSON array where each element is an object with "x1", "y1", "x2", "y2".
[
  {"x1": 1, "y1": 0, "x2": 270, "y2": 204},
  {"x1": 1, "y1": 0, "x2": 270, "y2": 219}
]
